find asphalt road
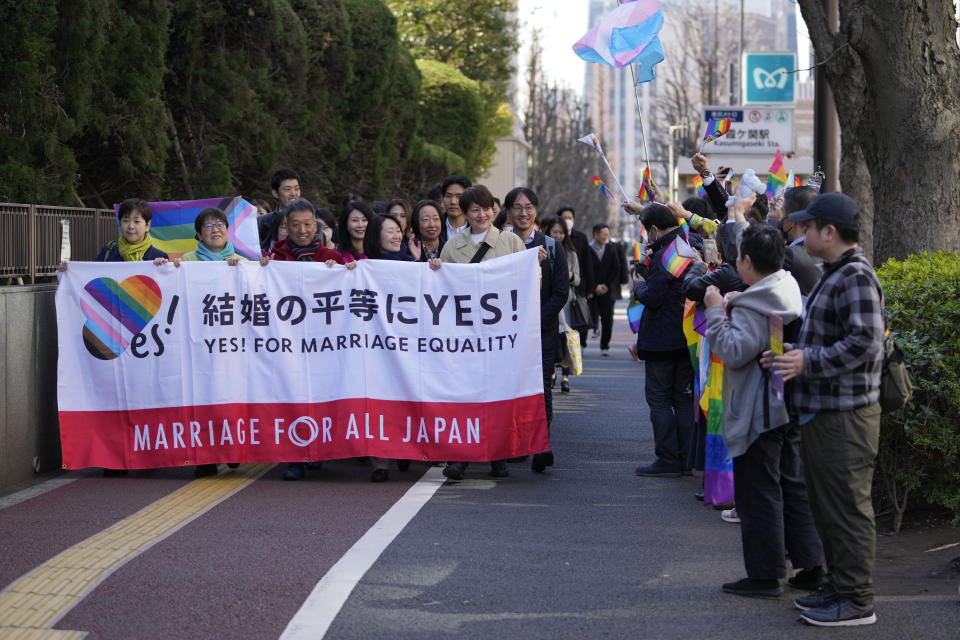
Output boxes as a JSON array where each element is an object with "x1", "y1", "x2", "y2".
[{"x1": 1, "y1": 300, "x2": 958, "y2": 639}]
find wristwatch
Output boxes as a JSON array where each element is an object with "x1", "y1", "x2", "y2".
[{"x1": 700, "y1": 170, "x2": 712, "y2": 178}]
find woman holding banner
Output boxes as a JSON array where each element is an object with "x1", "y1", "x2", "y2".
[{"x1": 439, "y1": 185, "x2": 525, "y2": 480}]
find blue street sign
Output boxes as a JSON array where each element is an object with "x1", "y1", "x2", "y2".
[{"x1": 742, "y1": 52, "x2": 796, "y2": 104}]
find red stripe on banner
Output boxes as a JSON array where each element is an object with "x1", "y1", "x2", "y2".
[{"x1": 58, "y1": 396, "x2": 548, "y2": 469}]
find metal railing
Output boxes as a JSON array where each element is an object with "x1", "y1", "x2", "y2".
[{"x1": 0, "y1": 203, "x2": 118, "y2": 283}]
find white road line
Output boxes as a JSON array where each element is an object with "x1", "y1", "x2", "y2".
[
  {"x1": 0, "y1": 476, "x2": 85, "y2": 511},
  {"x1": 279, "y1": 466, "x2": 446, "y2": 640}
]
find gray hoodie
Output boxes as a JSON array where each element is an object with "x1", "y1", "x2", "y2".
[{"x1": 704, "y1": 269, "x2": 802, "y2": 459}]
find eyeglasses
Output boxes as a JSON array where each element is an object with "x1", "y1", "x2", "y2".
[
  {"x1": 203, "y1": 222, "x2": 226, "y2": 230},
  {"x1": 510, "y1": 205, "x2": 536, "y2": 214}
]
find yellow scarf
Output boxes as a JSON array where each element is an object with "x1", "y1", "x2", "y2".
[{"x1": 118, "y1": 233, "x2": 154, "y2": 262}]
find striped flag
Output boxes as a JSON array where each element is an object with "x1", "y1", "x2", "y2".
[
  {"x1": 590, "y1": 175, "x2": 615, "y2": 199},
  {"x1": 702, "y1": 118, "x2": 732, "y2": 144},
  {"x1": 692, "y1": 174, "x2": 707, "y2": 197},
  {"x1": 766, "y1": 149, "x2": 787, "y2": 199},
  {"x1": 114, "y1": 197, "x2": 261, "y2": 260},
  {"x1": 573, "y1": 0, "x2": 665, "y2": 82}
]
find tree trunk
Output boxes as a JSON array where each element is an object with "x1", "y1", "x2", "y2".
[{"x1": 797, "y1": 0, "x2": 960, "y2": 262}]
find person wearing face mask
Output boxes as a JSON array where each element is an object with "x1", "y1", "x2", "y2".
[{"x1": 557, "y1": 206, "x2": 596, "y2": 347}]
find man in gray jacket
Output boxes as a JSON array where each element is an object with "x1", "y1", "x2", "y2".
[{"x1": 704, "y1": 222, "x2": 825, "y2": 600}]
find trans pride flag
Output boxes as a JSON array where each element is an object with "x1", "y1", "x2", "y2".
[
  {"x1": 573, "y1": 0, "x2": 665, "y2": 82},
  {"x1": 112, "y1": 197, "x2": 261, "y2": 260}
]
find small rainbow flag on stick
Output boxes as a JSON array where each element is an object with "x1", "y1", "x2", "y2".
[
  {"x1": 627, "y1": 298, "x2": 645, "y2": 333},
  {"x1": 637, "y1": 167, "x2": 654, "y2": 202},
  {"x1": 590, "y1": 175, "x2": 615, "y2": 199},
  {"x1": 699, "y1": 117, "x2": 732, "y2": 151},
  {"x1": 661, "y1": 236, "x2": 696, "y2": 278},
  {"x1": 766, "y1": 149, "x2": 787, "y2": 199},
  {"x1": 692, "y1": 174, "x2": 707, "y2": 197}
]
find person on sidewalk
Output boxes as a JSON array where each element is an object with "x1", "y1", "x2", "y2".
[
  {"x1": 769, "y1": 192, "x2": 884, "y2": 627},
  {"x1": 630, "y1": 203, "x2": 696, "y2": 477},
  {"x1": 703, "y1": 222, "x2": 825, "y2": 600},
  {"x1": 558, "y1": 206, "x2": 596, "y2": 348},
  {"x1": 589, "y1": 223, "x2": 621, "y2": 356}
]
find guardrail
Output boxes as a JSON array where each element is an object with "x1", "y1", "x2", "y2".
[{"x1": 0, "y1": 203, "x2": 118, "y2": 283}]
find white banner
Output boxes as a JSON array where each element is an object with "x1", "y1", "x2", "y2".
[{"x1": 55, "y1": 252, "x2": 547, "y2": 468}]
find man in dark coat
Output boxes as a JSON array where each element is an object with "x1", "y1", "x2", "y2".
[
  {"x1": 631, "y1": 203, "x2": 696, "y2": 477},
  {"x1": 590, "y1": 223, "x2": 622, "y2": 356},
  {"x1": 257, "y1": 168, "x2": 301, "y2": 253},
  {"x1": 508, "y1": 188, "x2": 569, "y2": 473}
]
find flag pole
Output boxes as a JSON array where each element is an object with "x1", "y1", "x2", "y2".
[{"x1": 627, "y1": 63, "x2": 651, "y2": 174}]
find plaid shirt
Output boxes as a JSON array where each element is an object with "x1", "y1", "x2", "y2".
[{"x1": 790, "y1": 247, "x2": 884, "y2": 412}]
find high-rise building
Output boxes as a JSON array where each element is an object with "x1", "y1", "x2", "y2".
[{"x1": 582, "y1": 0, "x2": 813, "y2": 230}]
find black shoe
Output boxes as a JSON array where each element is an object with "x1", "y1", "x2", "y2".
[
  {"x1": 103, "y1": 468, "x2": 129, "y2": 477},
  {"x1": 694, "y1": 489, "x2": 705, "y2": 501},
  {"x1": 442, "y1": 462, "x2": 466, "y2": 481},
  {"x1": 788, "y1": 566, "x2": 828, "y2": 591},
  {"x1": 194, "y1": 464, "x2": 218, "y2": 478},
  {"x1": 561, "y1": 379, "x2": 570, "y2": 393},
  {"x1": 794, "y1": 585, "x2": 837, "y2": 611},
  {"x1": 722, "y1": 578, "x2": 782, "y2": 599},
  {"x1": 799, "y1": 598, "x2": 876, "y2": 627},
  {"x1": 283, "y1": 463, "x2": 305, "y2": 481},
  {"x1": 531, "y1": 451, "x2": 554, "y2": 473},
  {"x1": 635, "y1": 461, "x2": 681, "y2": 477},
  {"x1": 370, "y1": 468, "x2": 389, "y2": 483},
  {"x1": 489, "y1": 461, "x2": 509, "y2": 478},
  {"x1": 226, "y1": 463, "x2": 240, "y2": 469},
  {"x1": 396, "y1": 459, "x2": 411, "y2": 472}
]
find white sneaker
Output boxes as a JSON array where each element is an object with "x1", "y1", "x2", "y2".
[{"x1": 721, "y1": 508, "x2": 740, "y2": 523}]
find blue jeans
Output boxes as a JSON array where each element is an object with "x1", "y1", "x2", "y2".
[{"x1": 643, "y1": 356, "x2": 694, "y2": 469}]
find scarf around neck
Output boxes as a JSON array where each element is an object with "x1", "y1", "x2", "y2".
[
  {"x1": 118, "y1": 233, "x2": 154, "y2": 262},
  {"x1": 286, "y1": 237, "x2": 322, "y2": 261},
  {"x1": 195, "y1": 240, "x2": 236, "y2": 262}
]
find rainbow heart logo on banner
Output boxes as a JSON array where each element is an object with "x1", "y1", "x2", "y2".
[{"x1": 80, "y1": 276, "x2": 163, "y2": 360}]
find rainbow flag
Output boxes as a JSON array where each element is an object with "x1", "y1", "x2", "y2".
[
  {"x1": 677, "y1": 217, "x2": 690, "y2": 242},
  {"x1": 627, "y1": 298, "x2": 645, "y2": 333},
  {"x1": 113, "y1": 197, "x2": 261, "y2": 260},
  {"x1": 702, "y1": 117, "x2": 732, "y2": 144},
  {"x1": 692, "y1": 174, "x2": 707, "y2": 197},
  {"x1": 637, "y1": 167, "x2": 654, "y2": 202},
  {"x1": 590, "y1": 175, "x2": 615, "y2": 199},
  {"x1": 766, "y1": 149, "x2": 787, "y2": 199},
  {"x1": 661, "y1": 236, "x2": 694, "y2": 278},
  {"x1": 794, "y1": 172, "x2": 802, "y2": 188},
  {"x1": 633, "y1": 242, "x2": 643, "y2": 262}
]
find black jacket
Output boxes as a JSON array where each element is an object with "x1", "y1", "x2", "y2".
[
  {"x1": 704, "y1": 176, "x2": 730, "y2": 221},
  {"x1": 682, "y1": 262, "x2": 747, "y2": 303},
  {"x1": 528, "y1": 231, "x2": 570, "y2": 343},
  {"x1": 630, "y1": 227, "x2": 690, "y2": 357},
  {"x1": 569, "y1": 228, "x2": 594, "y2": 297},
  {"x1": 590, "y1": 241, "x2": 621, "y2": 302},
  {"x1": 783, "y1": 241, "x2": 823, "y2": 296}
]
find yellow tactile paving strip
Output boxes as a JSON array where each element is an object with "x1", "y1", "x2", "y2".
[{"x1": 0, "y1": 464, "x2": 273, "y2": 639}]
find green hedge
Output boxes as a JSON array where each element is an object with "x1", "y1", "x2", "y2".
[{"x1": 875, "y1": 250, "x2": 960, "y2": 531}]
